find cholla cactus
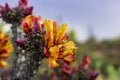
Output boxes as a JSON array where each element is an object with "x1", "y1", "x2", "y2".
[
  {"x1": 0, "y1": 1, "x2": 33, "y2": 79},
  {"x1": 13, "y1": 15, "x2": 77, "y2": 79},
  {"x1": 12, "y1": 15, "x2": 45, "y2": 80},
  {"x1": 0, "y1": 30, "x2": 13, "y2": 68},
  {"x1": 0, "y1": 0, "x2": 99, "y2": 80}
]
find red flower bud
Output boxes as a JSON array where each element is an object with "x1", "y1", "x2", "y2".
[
  {"x1": 81, "y1": 55, "x2": 91, "y2": 69},
  {"x1": 61, "y1": 62, "x2": 72, "y2": 75},
  {"x1": 19, "y1": 0, "x2": 28, "y2": 8},
  {"x1": 90, "y1": 72, "x2": 99, "y2": 80},
  {"x1": 51, "y1": 72, "x2": 58, "y2": 80},
  {"x1": 23, "y1": 6, "x2": 33, "y2": 16},
  {"x1": 15, "y1": 38, "x2": 26, "y2": 46},
  {"x1": 0, "y1": 5, "x2": 4, "y2": 13},
  {"x1": 33, "y1": 17, "x2": 43, "y2": 32},
  {"x1": 5, "y1": 3, "x2": 12, "y2": 12}
]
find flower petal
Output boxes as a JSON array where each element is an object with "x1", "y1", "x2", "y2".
[
  {"x1": 0, "y1": 30, "x2": 3, "y2": 39},
  {"x1": 44, "y1": 20, "x2": 54, "y2": 47},
  {"x1": 0, "y1": 49, "x2": 9, "y2": 59},
  {"x1": 0, "y1": 60, "x2": 7, "y2": 68},
  {"x1": 48, "y1": 58, "x2": 59, "y2": 68},
  {"x1": 55, "y1": 24, "x2": 67, "y2": 44},
  {"x1": 53, "y1": 21, "x2": 58, "y2": 38},
  {"x1": 59, "y1": 41, "x2": 76, "y2": 58},
  {"x1": 49, "y1": 46, "x2": 59, "y2": 59},
  {"x1": 64, "y1": 54, "x2": 75, "y2": 63}
]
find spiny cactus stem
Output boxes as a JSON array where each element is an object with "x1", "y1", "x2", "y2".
[
  {"x1": 11, "y1": 23, "x2": 18, "y2": 55},
  {"x1": 10, "y1": 23, "x2": 21, "y2": 80}
]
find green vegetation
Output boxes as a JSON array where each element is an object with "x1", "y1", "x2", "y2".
[{"x1": 68, "y1": 30, "x2": 120, "y2": 80}]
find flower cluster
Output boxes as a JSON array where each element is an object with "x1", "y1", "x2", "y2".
[
  {"x1": 0, "y1": 30, "x2": 13, "y2": 68},
  {"x1": 20, "y1": 15, "x2": 77, "y2": 68},
  {"x1": 0, "y1": 0, "x2": 33, "y2": 24}
]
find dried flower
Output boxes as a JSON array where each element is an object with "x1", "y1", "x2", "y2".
[{"x1": 0, "y1": 30, "x2": 13, "y2": 68}]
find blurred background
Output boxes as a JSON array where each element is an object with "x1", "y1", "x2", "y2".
[{"x1": 0, "y1": 0, "x2": 120, "y2": 80}]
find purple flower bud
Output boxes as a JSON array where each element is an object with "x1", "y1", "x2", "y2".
[
  {"x1": 81, "y1": 55, "x2": 91, "y2": 69},
  {"x1": 5, "y1": 3, "x2": 12, "y2": 12},
  {"x1": 23, "y1": 6, "x2": 33, "y2": 16},
  {"x1": 33, "y1": 18, "x2": 43, "y2": 32},
  {"x1": 15, "y1": 38, "x2": 26, "y2": 46},
  {"x1": 90, "y1": 72, "x2": 99, "y2": 80},
  {"x1": 19, "y1": 0, "x2": 28, "y2": 8},
  {"x1": 61, "y1": 62, "x2": 73, "y2": 75},
  {"x1": 0, "y1": 5, "x2": 4, "y2": 13}
]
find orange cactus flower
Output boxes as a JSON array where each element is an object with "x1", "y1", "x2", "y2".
[
  {"x1": 0, "y1": 30, "x2": 13, "y2": 68},
  {"x1": 44, "y1": 20, "x2": 77, "y2": 67},
  {"x1": 21, "y1": 15, "x2": 42, "y2": 33}
]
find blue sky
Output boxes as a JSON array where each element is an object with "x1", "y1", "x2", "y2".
[{"x1": 1, "y1": 0, "x2": 120, "y2": 42}]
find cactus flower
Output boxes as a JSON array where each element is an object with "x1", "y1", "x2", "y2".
[
  {"x1": 21, "y1": 15, "x2": 43, "y2": 33},
  {"x1": 44, "y1": 20, "x2": 77, "y2": 67},
  {"x1": 0, "y1": 30, "x2": 13, "y2": 68}
]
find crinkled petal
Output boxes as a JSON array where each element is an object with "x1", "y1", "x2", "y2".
[
  {"x1": 1, "y1": 35, "x2": 9, "y2": 47},
  {"x1": 59, "y1": 41, "x2": 76, "y2": 58},
  {"x1": 0, "y1": 49, "x2": 9, "y2": 59},
  {"x1": 55, "y1": 24, "x2": 67, "y2": 43},
  {"x1": 48, "y1": 58, "x2": 59, "y2": 68},
  {"x1": 49, "y1": 46, "x2": 59, "y2": 59},
  {"x1": 44, "y1": 20, "x2": 54, "y2": 47},
  {"x1": 0, "y1": 30, "x2": 3, "y2": 39},
  {"x1": 0, "y1": 60, "x2": 7, "y2": 68},
  {"x1": 53, "y1": 21, "x2": 58, "y2": 37},
  {"x1": 64, "y1": 54, "x2": 75, "y2": 63},
  {"x1": 4, "y1": 41, "x2": 13, "y2": 53}
]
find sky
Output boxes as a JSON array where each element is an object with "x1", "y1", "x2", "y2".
[{"x1": 0, "y1": 0, "x2": 120, "y2": 42}]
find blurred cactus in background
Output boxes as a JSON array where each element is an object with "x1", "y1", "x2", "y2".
[{"x1": 0, "y1": 0, "x2": 99, "y2": 80}]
